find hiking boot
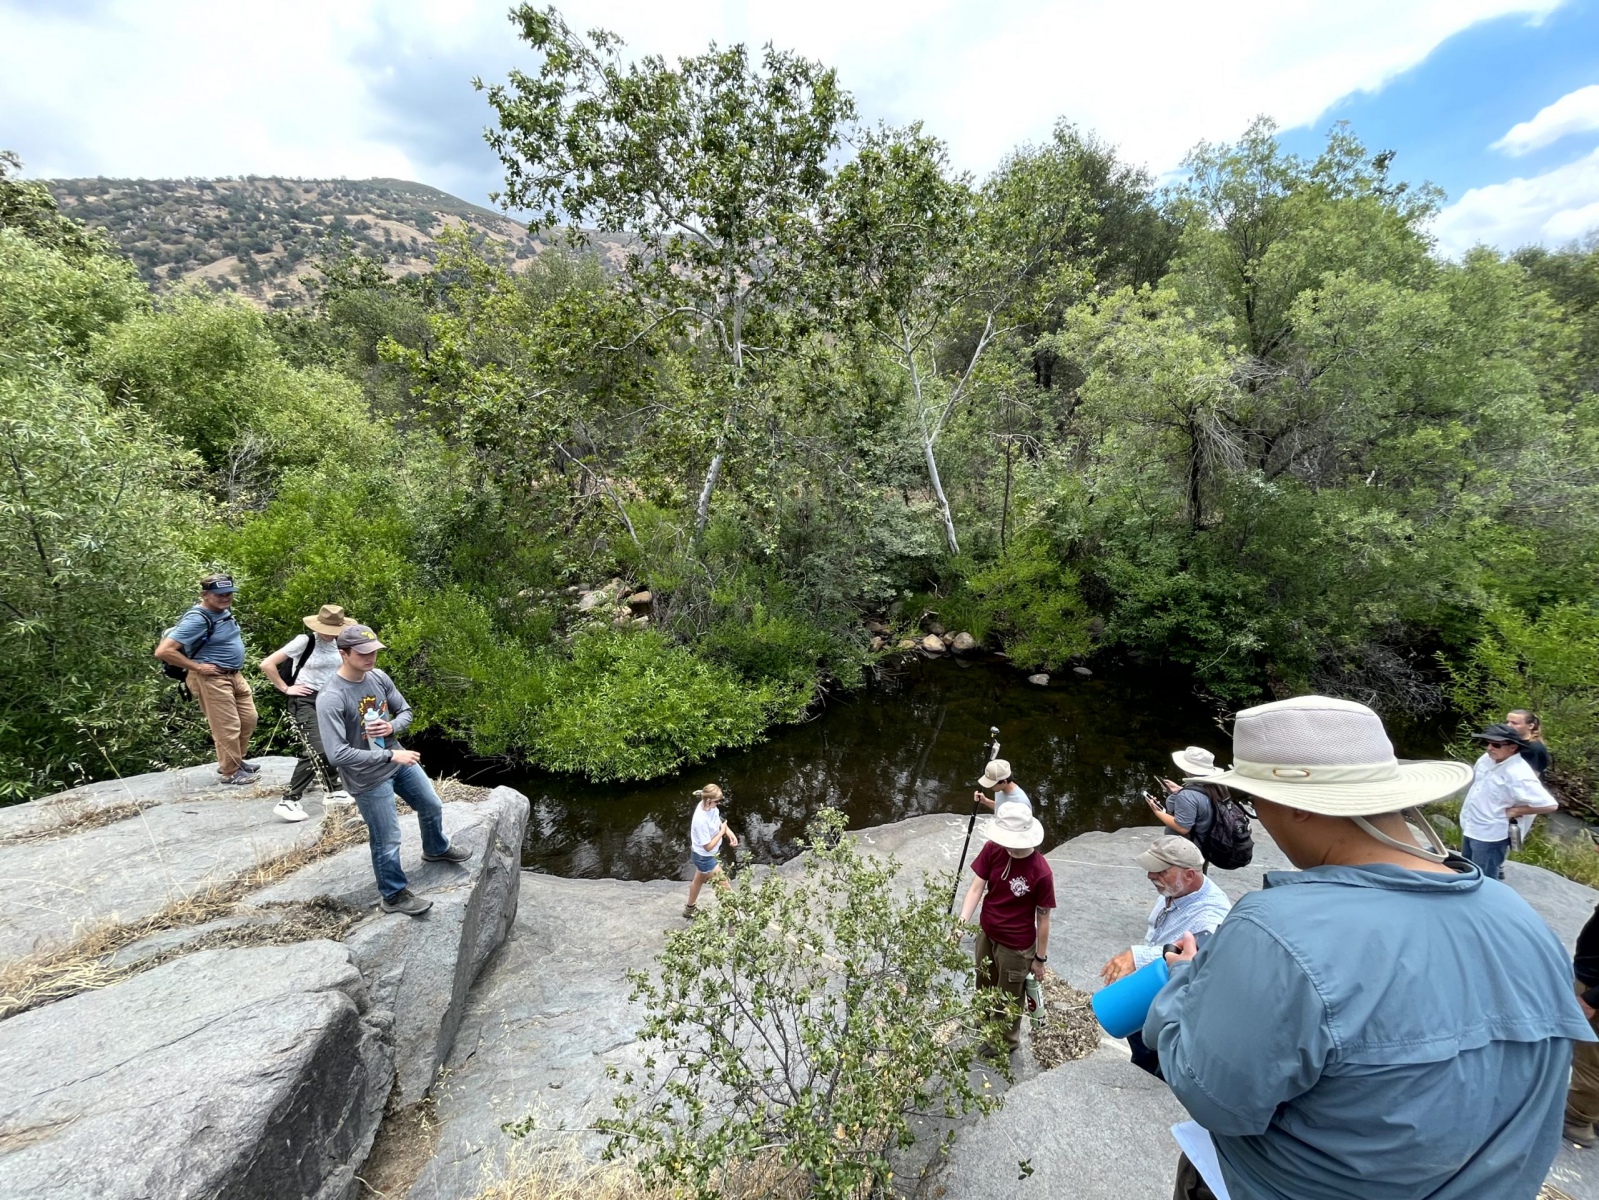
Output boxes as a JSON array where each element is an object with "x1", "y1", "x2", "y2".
[
  {"x1": 273, "y1": 797, "x2": 310, "y2": 823},
  {"x1": 380, "y1": 889, "x2": 433, "y2": 916},
  {"x1": 682, "y1": 903, "x2": 697, "y2": 920},
  {"x1": 235, "y1": 761, "x2": 261, "y2": 776},
  {"x1": 1566, "y1": 1121, "x2": 1596, "y2": 1148},
  {"x1": 422, "y1": 844, "x2": 472, "y2": 864},
  {"x1": 219, "y1": 772, "x2": 253, "y2": 787}
]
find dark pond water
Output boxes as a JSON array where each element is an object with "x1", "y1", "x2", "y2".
[{"x1": 426, "y1": 658, "x2": 1452, "y2": 882}]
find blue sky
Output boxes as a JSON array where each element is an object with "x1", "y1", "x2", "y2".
[
  {"x1": 1, "y1": 0, "x2": 1595, "y2": 255},
  {"x1": 1280, "y1": 0, "x2": 1599, "y2": 252}
]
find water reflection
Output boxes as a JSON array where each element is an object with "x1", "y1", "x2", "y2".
[
  {"x1": 427, "y1": 659, "x2": 1221, "y2": 879},
  {"x1": 427, "y1": 658, "x2": 1453, "y2": 881}
]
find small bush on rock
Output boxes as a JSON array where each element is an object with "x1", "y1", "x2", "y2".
[{"x1": 587, "y1": 809, "x2": 1003, "y2": 1199}]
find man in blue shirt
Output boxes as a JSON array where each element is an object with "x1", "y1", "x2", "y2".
[
  {"x1": 154, "y1": 573, "x2": 258, "y2": 786},
  {"x1": 1146, "y1": 695, "x2": 1593, "y2": 1200}
]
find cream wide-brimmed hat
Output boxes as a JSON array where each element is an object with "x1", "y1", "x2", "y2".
[
  {"x1": 985, "y1": 803, "x2": 1044, "y2": 849},
  {"x1": 1171, "y1": 746, "x2": 1223, "y2": 777},
  {"x1": 304, "y1": 603, "x2": 358, "y2": 636},
  {"x1": 1203, "y1": 695, "x2": 1472, "y2": 816}
]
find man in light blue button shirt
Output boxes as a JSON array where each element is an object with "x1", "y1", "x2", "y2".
[
  {"x1": 1146, "y1": 695, "x2": 1594, "y2": 1200},
  {"x1": 1100, "y1": 835, "x2": 1231, "y2": 1077}
]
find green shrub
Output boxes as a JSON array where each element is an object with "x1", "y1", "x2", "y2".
[
  {"x1": 1446, "y1": 602, "x2": 1599, "y2": 781},
  {"x1": 585, "y1": 809, "x2": 1003, "y2": 1199},
  {"x1": 532, "y1": 629, "x2": 803, "y2": 781},
  {"x1": 967, "y1": 532, "x2": 1091, "y2": 670},
  {"x1": 0, "y1": 368, "x2": 209, "y2": 797}
]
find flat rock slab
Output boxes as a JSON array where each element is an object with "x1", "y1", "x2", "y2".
[
  {"x1": 416, "y1": 810, "x2": 1599, "y2": 1200},
  {"x1": 0, "y1": 757, "x2": 317, "y2": 963},
  {"x1": 0, "y1": 940, "x2": 393, "y2": 1200},
  {"x1": 339, "y1": 788, "x2": 528, "y2": 1103},
  {"x1": 407, "y1": 873, "x2": 683, "y2": 1200}
]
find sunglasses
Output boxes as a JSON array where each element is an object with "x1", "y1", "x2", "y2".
[{"x1": 1485, "y1": 741, "x2": 1515, "y2": 749}]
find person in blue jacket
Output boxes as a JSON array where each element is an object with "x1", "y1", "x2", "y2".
[{"x1": 1145, "y1": 694, "x2": 1594, "y2": 1200}]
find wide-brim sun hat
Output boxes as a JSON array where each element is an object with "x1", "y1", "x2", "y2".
[
  {"x1": 304, "y1": 603, "x2": 358, "y2": 636},
  {"x1": 1203, "y1": 695, "x2": 1472, "y2": 816},
  {"x1": 1171, "y1": 746, "x2": 1222, "y2": 776},
  {"x1": 986, "y1": 803, "x2": 1044, "y2": 849}
]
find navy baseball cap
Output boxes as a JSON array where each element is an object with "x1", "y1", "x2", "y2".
[{"x1": 200, "y1": 573, "x2": 236, "y2": 594}]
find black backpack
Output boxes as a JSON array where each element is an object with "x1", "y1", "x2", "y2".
[
  {"x1": 282, "y1": 632, "x2": 318, "y2": 685},
  {"x1": 158, "y1": 605, "x2": 219, "y2": 683},
  {"x1": 1196, "y1": 792, "x2": 1255, "y2": 870}
]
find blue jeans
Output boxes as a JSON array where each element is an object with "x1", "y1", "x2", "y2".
[
  {"x1": 1461, "y1": 835, "x2": 1509, "y2": 881},
  {"x1": 351, "y1": 763, "x2": 451, "y2": 900}
]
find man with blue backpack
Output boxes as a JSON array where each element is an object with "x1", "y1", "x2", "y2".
[{"x1": 154, "y1": 573, "x2": 259, "y2": 788}]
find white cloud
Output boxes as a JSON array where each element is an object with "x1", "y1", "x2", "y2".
[
  {"x1": 1492, "y1": 84, "x2": 1599, "y2": 156},
  {"x1": 0, "y1": 0, "x2": 1568, "y2": 196},
  {"x1": 1432, "y1": 146, "x2": 1599, "y2": 253}
]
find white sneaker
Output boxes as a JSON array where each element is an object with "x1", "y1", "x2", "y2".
[
  {"x1": 324, "y1": 789, "x2": 353, "y2": 807},
  {"x1": 274, "y1": 797, "x2": 310, "y2": 823}
]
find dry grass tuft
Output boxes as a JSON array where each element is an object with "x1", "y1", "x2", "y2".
[
  {"x1": 434, "y1": 776, "x2": 495, "y2": 805},
  {"x1": 467, "y1": 1140, "x2": 807, "y2": 1200},
  {"x1": 0, "y1": 799, "x2": 158, "y2": 846},
  {"x1": 1029, "y1": 973, "x2": 1101, "y2": 1070},
  {"x1": 0, "y1": 815, "x2": 368, "y2": 1021},
  {"x1": 1539, "y1": 1186, "x2": 1576, "y2": 1200}
]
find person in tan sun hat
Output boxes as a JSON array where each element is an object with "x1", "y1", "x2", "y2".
[
  {"x1": 958, "y1": 804, "x2": 1054, "y2": 1055},
  {"x1": 1144, "y1": 695, "x2": 1593, "y2": 1200},
  {"x1": 259, "y1": 604, "x2": 359, "y2": 822},
  {"x1": 1147, "y1": 746, "x2": 1230, "y2": 859}
]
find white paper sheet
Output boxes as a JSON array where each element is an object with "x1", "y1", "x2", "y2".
[{"x1": 1171, "y1": 1121, "x2": 1233, "y2": 1200}]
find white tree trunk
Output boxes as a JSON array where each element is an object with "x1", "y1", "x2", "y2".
[
  {"x1": 694, "y1": 449, "x2": 724, "y2": 537},
  {"x1": 923, "y1": 435, "x2": 960, "y2": 556}
]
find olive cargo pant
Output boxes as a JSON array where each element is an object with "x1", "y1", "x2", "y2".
[
  {"x1": 1567, "y1": 979, "x2": 1599, "y2": 1130},
  {"x1": 974, "y1": 928, "x2": 1035, "y2": 1051}
]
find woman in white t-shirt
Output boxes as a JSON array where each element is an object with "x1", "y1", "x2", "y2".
[
  {"x1": 259, "y1": 604, "x2": 357, "y2": 822},
  {"x1": 684, "y1": 783, "x2": 737, "y2": 920}
]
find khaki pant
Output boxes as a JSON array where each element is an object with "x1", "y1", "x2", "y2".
[
  {"x1": 189, "y1": 669, "x2": 257, "y2": 777},
  {"x1": 975, "y1": 929, "x2": 1035, "y2": 1050},
  {"x1": 1567, "y1": 979, "x2": 1599, "y2": 1128}
]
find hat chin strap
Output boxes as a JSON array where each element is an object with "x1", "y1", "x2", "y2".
[{"x1": 1351, "y1": 809, "x2": 1452, "y2": 864}]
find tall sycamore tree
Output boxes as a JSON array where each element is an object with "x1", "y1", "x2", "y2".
[{"x1": 478, "y1": 5, "x2": 855, "y2": 537}]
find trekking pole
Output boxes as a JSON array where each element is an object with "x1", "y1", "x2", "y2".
[
  {"x1": 285, "y1": 699, "x2": 339, "y2": 796},
  {"x1": 951, "y1": 727, "x2": 1000, "y2": 914}
]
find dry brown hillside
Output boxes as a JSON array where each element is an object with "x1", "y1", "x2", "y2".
[{"x1": 43, "y1": 175, "x2": 628, "y2": 308}]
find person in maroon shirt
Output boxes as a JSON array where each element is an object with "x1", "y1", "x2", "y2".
[{"x1": 958, "y1": 804, "x2": 1055, "y2": 1053}]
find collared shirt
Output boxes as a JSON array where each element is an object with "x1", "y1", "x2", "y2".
[
  {"x1": 169, "y1": 603, "x2": 245, "y2": 670},
  {"x1": 1460, "y1": 751, "x2": 1556, "y2": 842},
  {"x1": 1145, "y1": 860, "x2": 1593, "y2": 1200},
  {"x1": 1131, "y1": 876, "x2": 1232, "y2": 969}
]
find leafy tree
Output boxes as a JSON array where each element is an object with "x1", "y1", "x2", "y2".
[
  {"x1": 479, "y1": 5, "x2": 856, "y2": 537},
  {"x1": 0, "y1": 366, "x2": 207, "y2": 796},
  {"x1": 587, "y1": 809, "x2": 1002, "y2": 1198}
]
